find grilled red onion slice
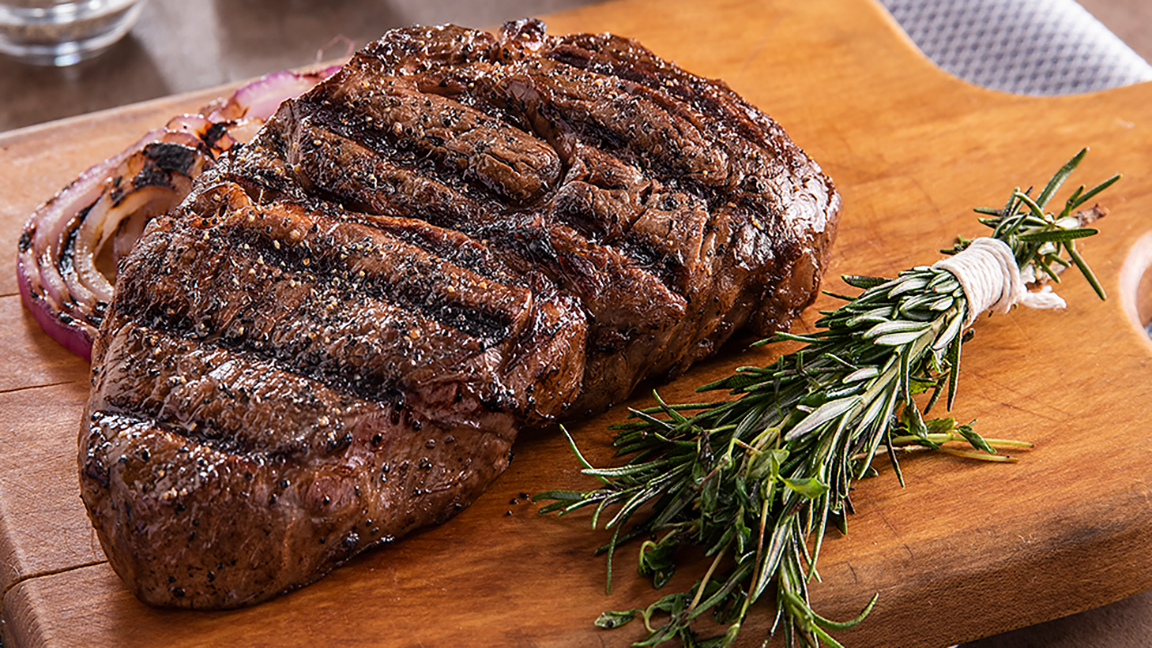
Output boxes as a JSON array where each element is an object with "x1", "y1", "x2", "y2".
[{"x1": 16, "y1": 65, "x2": 340, "y2": 361}]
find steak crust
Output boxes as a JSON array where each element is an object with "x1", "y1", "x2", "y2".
[{"x1": 80, "y1": 20, "x2": 840, "y2": 609}]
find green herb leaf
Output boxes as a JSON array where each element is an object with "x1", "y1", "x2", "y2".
[
  {"x1": 638, "y1": 538, "x2": 678, "y2": 588},
  {"x1": 595, "y1": 609, "x2": 638, "y2": 629},
  {"x1": 956, "y1": 422, "x2": 996, "y2": 455},
  {"x1": 782, "y1": 476, "x2": 831, "y2": 499},
  {"x1": 786, "y1": 397, "x2": 860, "y2": 440},
  {"x1": 1016, "y1": 227, "x2": 1097, "y2": 243}
]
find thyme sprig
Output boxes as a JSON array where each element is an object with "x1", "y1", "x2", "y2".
[{"x1": 536, "y1": 149, "x2": 1119, "y2": 647}]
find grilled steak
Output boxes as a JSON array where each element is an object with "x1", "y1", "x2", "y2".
[{"x1": 80, "y1": 19, "x2": 840, "y2": 609}]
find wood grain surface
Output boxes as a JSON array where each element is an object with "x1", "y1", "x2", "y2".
[{"x1": 2, "y1": 0, "x2": 1152, "y2": 646}]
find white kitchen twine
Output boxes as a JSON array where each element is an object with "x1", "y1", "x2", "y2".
[{"x1": 933, "y1": 237, "x2": 1066, "y2": 327}]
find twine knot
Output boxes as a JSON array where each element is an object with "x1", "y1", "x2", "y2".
[{"x1": 933, "y1": 237, "x2": 1065, "y2": 327}]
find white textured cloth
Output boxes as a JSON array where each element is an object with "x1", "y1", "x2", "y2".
[
  {"x1": 879, "y1": 0, "x2": 1152, "y2": 95},
  {"x1": 934, "y1": 237, "x2": 1066, "y2": 326}
]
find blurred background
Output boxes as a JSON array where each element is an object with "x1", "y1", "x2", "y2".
[
  {"x1": 0, "y1": 0, "x2": 1149, "y2": 134},
  {"x1": 1078, "y1": 0, "x2": 1150, "y2": 61},
  {"x1": 0, "y1": 0, "x2": 597, "y2": 132}
]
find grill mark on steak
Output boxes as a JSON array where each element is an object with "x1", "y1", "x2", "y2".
[
  {"x1": 92, "y1": 316, "x2": 522, "y2": 462},
  {"x1": 125, "y1": 200, "x2": 520, "y2": 345},
  {"x1": 301, "y1": 28, "x2": 735, "y2": 231},
  {"x1": 282, "y1": 83, "x2": 728, "y2": 321},
  {"x1": 548, "y1": 32, "x2": 787, "y2": 158},
  {"x1": 81, "y1": 20, "x2": 840, "y2": 610},
  {"x1": 114, "y1": 192, "x2": 582, "y2": 418},
  {"x1": 276, "y1": 23, "x2": 799, "y2": 315},
  {"x1": 84, "y1": 361, "x2": 518, "y2": 607},
  {"x1": 281, "y1": 110, "x2": 497, "y2": 231},
  {"x1": 545, "y1": 31, "x2": 829, "y2": 254},
  {"x1": 490, "y1": 59, "x2": 727, "y2": 192},
  {"x1": 292, "y1": 63, "x2": 726, "y2": 308},
  {"x1": 223, "y1": 216, "x2": 521, "y2": 347},
  {"x1": 300, "y1": 70, "x2": 562, "y2": 206},
  {"x1": 93, "y1": 323, "x2": 374, "y2": 458}
]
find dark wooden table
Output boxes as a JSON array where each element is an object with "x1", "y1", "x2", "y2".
[{"x1": 0, "y1": 0, "x2": 599, "y2": 134}]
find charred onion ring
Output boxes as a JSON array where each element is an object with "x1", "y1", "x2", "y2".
[{"x1": 16, "y1": 66, "x2": 340, "y2": 361}]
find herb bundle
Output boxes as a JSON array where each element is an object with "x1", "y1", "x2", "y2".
[{"x1": 536, "y1": 149, "x2": 1119, "y2": 647}]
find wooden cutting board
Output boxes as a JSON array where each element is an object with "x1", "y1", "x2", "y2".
[{"x1": 3, "y1": 0, "x2": 1152, "y2": 646}]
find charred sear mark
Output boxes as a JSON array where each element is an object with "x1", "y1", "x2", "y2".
[
  {"x1": 294, "y1": 83, "x2": 558, "y2": 209},
  {"x1": 146, "y1": 142, "x2": 199, "y2": 175},
  {"x1": 92, "y1": 324, "x2": 388, "y2": 456},
  {"x1": 358, "y1": 215, "x2": 512, "y2": 282},
  {"x1": 17, "y1": 227, "x2": 32, "y2": 253},
  {"x1": 112, "y1": 209, "x2": 528, "y2": 408},
  {"x1": 222, "y1": 223, "x2": 517, "y2": 345},
  {"x1": 201, "y1": 122, "x2": 231, "y2": 150},
  {"x1": 615, "y1": 233, "x2": 688, "y2": 292},
  {"x1": 131, "y1": 143, "x2": 199, "y2": 192}
]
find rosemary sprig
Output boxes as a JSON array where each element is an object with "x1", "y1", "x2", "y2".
[{"x1": 536, "y1": 149, "x2": 1119, "y2": 647}]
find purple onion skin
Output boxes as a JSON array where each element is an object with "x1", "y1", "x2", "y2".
[
  {"x1": 17, "y1": 65, "x2": 341, "y2": 361},
  {"x1": 226, "y1": 65, "x2": 343, "y2": 121},
  {"x1": 17, "y1": 257, "x2": 94, "y2": 362}
]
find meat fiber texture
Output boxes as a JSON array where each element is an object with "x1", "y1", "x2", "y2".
[{"x1": 80, "y1": 19, "x2": 841, "y2": 609}]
